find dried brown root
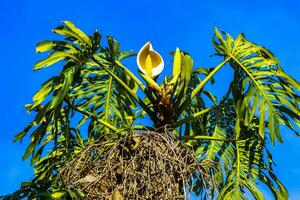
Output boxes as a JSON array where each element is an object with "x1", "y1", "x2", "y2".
[{"x1": 57, "y1": 130, "x2": 214, "y2": 199}]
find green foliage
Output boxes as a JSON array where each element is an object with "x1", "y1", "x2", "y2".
[
  {"x1": 213, "y1": 28, "x2": 300, "y2": 143},
  {"x1": 3, "y1": 22, "x2": 300, "y2": 200}
]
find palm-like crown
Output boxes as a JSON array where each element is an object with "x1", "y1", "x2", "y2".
[{"x1": 9, "y1": 21, "x2": 300, "y2": 200}]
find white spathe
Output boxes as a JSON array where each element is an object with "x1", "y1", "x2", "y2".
[{"x1": 137, "y1": 41, "x2": 164, "y2": 77}]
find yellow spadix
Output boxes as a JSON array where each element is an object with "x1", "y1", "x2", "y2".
[{"x1": 137, "y1": 42, "x2": 164, "y2": 78}]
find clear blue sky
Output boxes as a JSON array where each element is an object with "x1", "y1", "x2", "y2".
[{"x1": 1, "y1": 0, "x2": 300, "y2": 198}]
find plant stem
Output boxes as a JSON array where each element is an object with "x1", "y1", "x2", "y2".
[
  {"x1": 176, "y1": 57, "x2": 230, "y2": 119},
  {"x1": 92, "y1": 56, "x2": 157, "y2": 123},
  {"x1": 191, "y1": 57, "x2": 230, "y2": 99},
  {"x1": 67, "y1": 101, "x2": 118, "y2": 132},
  {"x1": 181, "y1": 135, "x2": 231, "y2": 142},
  {"x1": 173, "y1": 108, "x2": 212, "y2": 128}
]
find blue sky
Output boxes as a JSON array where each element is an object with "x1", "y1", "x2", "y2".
[{"x1": 1, "y1": 0, "x2": 300, "y2": 198}]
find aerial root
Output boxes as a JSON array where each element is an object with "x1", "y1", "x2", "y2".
[{"x1": 58, "y1": 130, "x2": 214, "y2": 199}]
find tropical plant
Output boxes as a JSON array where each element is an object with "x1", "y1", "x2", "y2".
[{"x1": 2, "y1": 21, "x2": 300, "y2": 199}]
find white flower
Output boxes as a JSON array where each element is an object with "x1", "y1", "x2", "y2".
[{"x1": 137, "y1": 42, "x2": 164, "y2": 78}]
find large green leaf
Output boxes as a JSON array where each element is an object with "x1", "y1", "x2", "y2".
[
  {"x1": 217, "y1": 124, "x2": 288, "y2": 200},
  {"x1": 36, "y1": 40, "x2": 76, "y2": 53},
  {"x1": 53, "y1": 21, "x2": 91, "y2": 46},
  {"x1": 213, "y1": 27, "x2": 300, "y2": 144}
]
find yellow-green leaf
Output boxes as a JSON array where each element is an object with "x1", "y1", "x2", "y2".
[
  {"x1": 173, "y1": 47, "x2": 181, "y2": 77},
  {"x1": 32, "y1": 80, "x2": 53, "y2": 108},
  {"x1": 63, "y1": 21, "x2": 91, "y2": 45},
  {"x1": 51, "y1": 191, "x2": 65, "y2": 199},
  {"x1": 34, "y1": 52, "x2": 67, "y2": 70},
  {"x1": 36, "y1": 40, "x2": 75, "y2": 53}
]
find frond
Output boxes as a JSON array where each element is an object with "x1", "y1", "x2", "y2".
[
  {"x1": 217, "y1": 124, "x2": 288, "y2": 200},
  {"x1": 213, "y1": 27, "x2": 300, "y2": 144},
  {"x1": 13, "y1": 23, "x2": 137, "y2": 185}
]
